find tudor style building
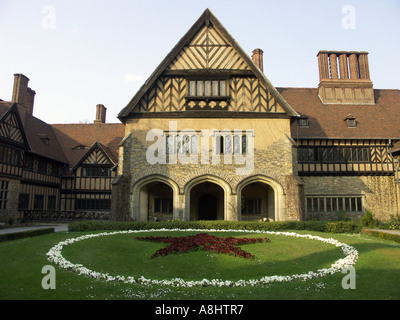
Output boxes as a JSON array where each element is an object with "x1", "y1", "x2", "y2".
[
  {"x1": 0, "y1": 9, "x2": 399, "y2": 223},
  {"x1": 0, "y1": 74, "x2": 124, "y2": 223},
  {"x1": 112, "y1": 9, "x2": 400, "y2": 222}
]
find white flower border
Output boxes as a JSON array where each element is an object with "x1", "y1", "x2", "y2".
[{"x1": 46, "y1": 228, "x2": 359, "y2": 287}]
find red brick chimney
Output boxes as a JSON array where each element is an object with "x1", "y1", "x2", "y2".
[
  {"x1": 94, "y1": 104, "x2": 107, "y2": 123},
  {"x1": 12, "y1": 74, "x2": 35, "y2": 115},
  {"x1": 252, "y1": 49, "x2": 264, "y2": 72},
  {"x1": 317, "y1": 50, "x2": 374, "y2": 105}
]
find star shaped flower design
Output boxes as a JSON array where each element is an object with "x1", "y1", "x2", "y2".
[{"x1": 136, "y1": 233, "x2": 270, "y2": 260}]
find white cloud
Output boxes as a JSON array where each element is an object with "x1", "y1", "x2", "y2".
[{"x1": 124, "y1": 73, "x2": 144, "y2": 83}]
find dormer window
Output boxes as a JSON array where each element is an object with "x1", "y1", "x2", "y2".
[
  {"x1": 298, "y1": 114, "x2": 309, "y2": 128},
  {"x1": 38, "y1": 133, "x2": 50, "y2": 146},
  {"x1": 344, "y1": 114, "x2": 357, "y2": 128}
]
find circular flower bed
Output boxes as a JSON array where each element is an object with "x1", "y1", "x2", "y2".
[{"x1": 46, "y1": 228, "x2": 359, "y2": 287}]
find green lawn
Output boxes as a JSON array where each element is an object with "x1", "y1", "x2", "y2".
[{"x1": 0, "y1": 229, "x2": 399, "y2": 300}]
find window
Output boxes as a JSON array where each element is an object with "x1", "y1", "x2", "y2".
[
  {"x1": 18, "y1": 193, "x2": 29, "y2": 210},
  {"x1": 81, "y1": 165, "x2": 111, "y2": 177},
  {"x1": 48, "y1": 195, "x2": 57, "y2": 210},
  {"x1": 0, "y1": 145, "x2": 22, "y2": 166},
  {"x1": 166, "y1": 134, "x2": 198, "y2": 155},
  {"x1": 298, "y1": 147, "x2": 370, "y2": 163},
  {"x1": 154, "y1": 198, "x2": 173, "y2": 214},
  {"x1": 76, "y1": 198, "x2": 111, "y2": 210},
  {"x1": 216, "y1": 134, "x2": 249, "y2": 155},
  {"x1": 33, "y1": 195, "x2": 44, "y2": 210},
  {"x1": 0, "y1": 180, "x2": 9, "y2": 209},
  {"x1": 307, "y1": 196, "x2": 363, "y2": 213},
  {"x1": 242, "y1": 199, "x2": 261, "y2": 214},
  {"x1": 188, "y1": 80, "x2": 228, "y2": 97}
]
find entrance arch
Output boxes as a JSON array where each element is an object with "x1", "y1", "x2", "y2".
[
  {"x1": 236, "y1": 175, "x2": 285, "y2": 221},
  {"x1": 131, "y1": 175, "x2": 180, "y2": 221},
  {"x1": 183, "y1": 175, "x2": 231, "y2": 221}
]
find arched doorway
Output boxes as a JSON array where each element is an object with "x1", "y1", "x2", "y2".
[
  {"x1": 131, "y1": 175, "x2": 180, "y2": 221},
  {"x1": 240, "y1": 182, "x2": 274, "y2": 221},
  {"x1": 189, "y1": 181, "x2": 224, "y2": 220},
  {"x1": 198, "y1": 193, "x2": 218, "y2": 220},
  {"x1": 236, "y1": 175, "x2": 285, "y2": 221}
]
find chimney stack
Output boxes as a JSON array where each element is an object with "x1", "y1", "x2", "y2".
[
  {"x1": 252, "y1": 49, "x2": 264, "y2": 72},
  {"x1": 12, "y1": 74, "x2": 35, "y2": 115},
  {"x1": 94, "y1": 104, "x2": 107, "y2": 123},
  {"x1": 317, "y1": 50, "x2": 374, "y2": 105}
]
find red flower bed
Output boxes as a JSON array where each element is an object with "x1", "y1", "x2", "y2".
[{"x1": 136, "y1": 233, "x2": 270, "y2": 260}]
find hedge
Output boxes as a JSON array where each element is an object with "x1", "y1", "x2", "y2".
[
  {"x1": 0, "y1": 228, "x2": 55, "y2": 242},
  {"x1": 68, "y1": 220, "x2": 362, "y2": 234},
  {"x1": 361, "y1": 229, "x2": 400, "y2": 243}
]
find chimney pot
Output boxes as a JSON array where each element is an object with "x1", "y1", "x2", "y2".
[
  {"x1": 252, "y1": 48, "x2": 264, "y2": 72},
  {"x1": 94, "y1": 104, "x2": 107, "y2": 123}
]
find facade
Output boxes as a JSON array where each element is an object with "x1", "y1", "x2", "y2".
[
  {"x1": 112, "y1": 10, "x2": 400, "y2": 222},
  {"x1": 0, "y1": 9, "x2": 399, "y2": 223}
]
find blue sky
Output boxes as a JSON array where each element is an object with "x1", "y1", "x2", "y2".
[{"x1": 0, "y1": 0, "x2": 399, "y2": 124}]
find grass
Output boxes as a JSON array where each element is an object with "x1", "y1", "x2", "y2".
[{"x1": 0, "y1": 228, "x2": 399, "y2": 300}]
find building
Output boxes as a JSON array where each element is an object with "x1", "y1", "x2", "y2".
[
  {"x1": 0, "y1": 9, "x2": 399, "y2": 223},
  {"x1": 0, "y1": 74, "x2": 124, "y2": 222},
  {"x1": 112, "y1": 9, "x2": 400, "y2": 222}
]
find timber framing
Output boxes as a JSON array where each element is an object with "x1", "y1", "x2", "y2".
[{"x1": 118, "y1": 9, "x2": 298, "y2": 120}]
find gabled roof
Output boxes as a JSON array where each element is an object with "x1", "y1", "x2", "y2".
[
  {"x1": 118, "y1": 9, "x2": 298, "y2": 121},
  {"x1": 0, "y1": 102, "x2": 29, "y2": 149},
  {"x1": 72, "y1": 141, "x2": 117, "y2": 171},
  {"x1": 51, "y1": 123, "x2": 124, "y2": 169}
]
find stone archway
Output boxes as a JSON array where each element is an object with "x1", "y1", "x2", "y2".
[
  {"x1": 236, "y1": 175, "x2": 285, "y2": 221},
  {"x1": 183, "y1": 175, "x2": 232, "y2": 221},
  {"x1": 190, "y1": 182, "x2": 224, "y2": 220},
  {"x1": 131, "y1": 175, "x2": 180, "y2": 221}
]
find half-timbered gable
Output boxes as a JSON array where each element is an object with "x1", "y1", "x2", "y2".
[
  {"x1": 0, "y1": 103, "x2": 28, "y2": 179},
  {"x1": 119, "y1": 9, "x2": 296, "y2": 118}
]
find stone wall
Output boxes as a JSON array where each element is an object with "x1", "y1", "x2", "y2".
[
  {"x1": 301, "y1": 175, "x2": 399, "y2": 220},
  {"x1": 0, "y1": 178, "x2": 21, "y2": 223},
  {"x1": 111, "y1": 117, "x2": 303, "y2": 222}
]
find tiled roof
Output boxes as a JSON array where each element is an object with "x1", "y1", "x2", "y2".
[
  {"x1": 51, "y1": 123, "x2": 124, "y2": 169},
  {"x1": 24, "y1": 114, "x2": 69, "y2": 164},
  {"x1": 278, "y1": 88, "x2": 400, "y2": 140}
]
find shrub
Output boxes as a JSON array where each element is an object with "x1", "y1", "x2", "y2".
[
  {"x1": 361, "y1": 229, "x2": 400, "y2": 243},
  {"x1": 0, "y1": 228, "x2": 54, "y2": 242},
  {"x1": 68, "y1": 220, "x2": 362, "y2": 234},
  {"x1": 360, "y1": 210, "x2": 376, "y2": 227}
]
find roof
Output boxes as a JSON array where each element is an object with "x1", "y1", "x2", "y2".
[
  {"x1": 51, "y1": 123, "x2": 124, "y2": 169},
  {"x1": 0, "y1": 102, "x2": 68, "y2": 163},
  {"x1": 118, "y1": 9, "x2": 298, "y2": 120},
  {"x1": 279, "y1": 87, "x2": 400, "y2": 140}
]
